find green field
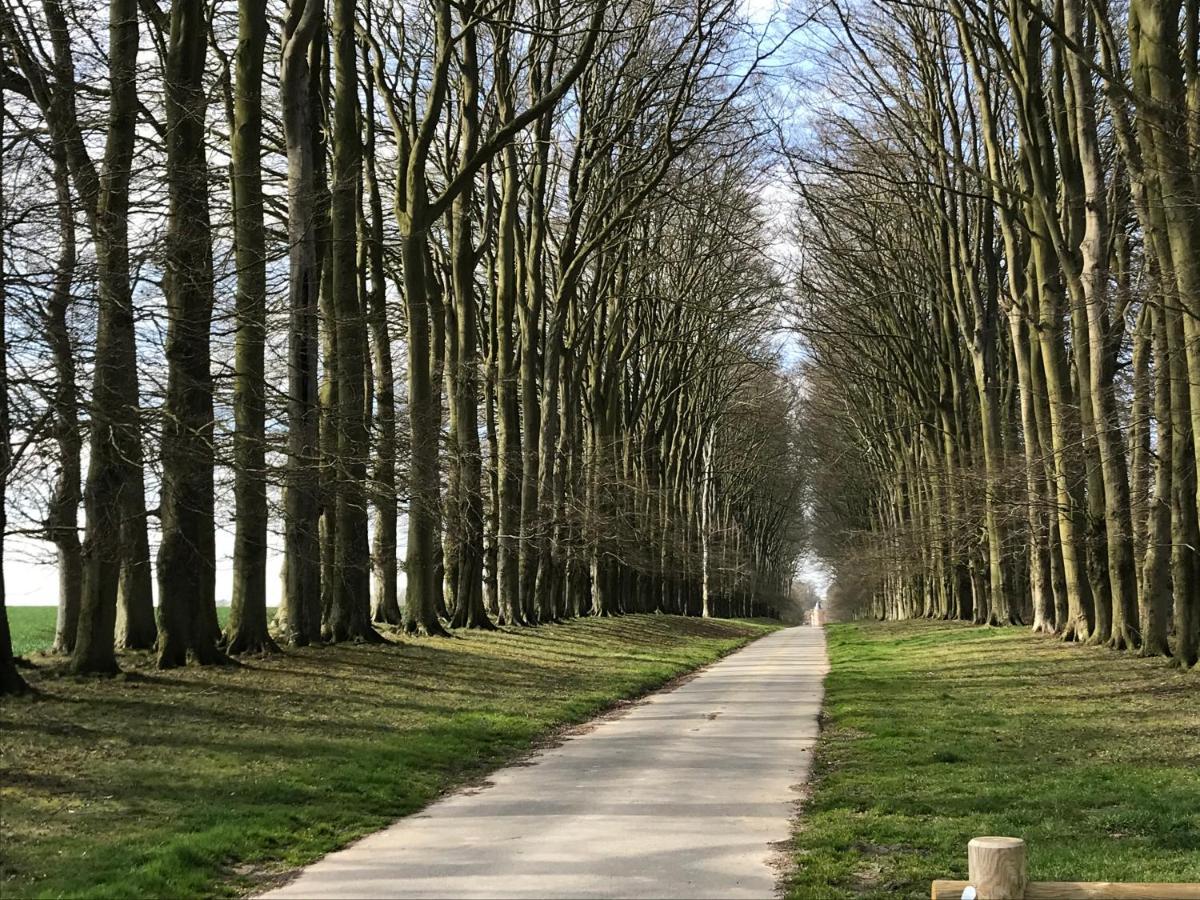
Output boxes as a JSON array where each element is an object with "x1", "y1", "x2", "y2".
[
  {"x1": 787, "y1": 621, "x2": 1200, "y2": 899},
  {"x1": 5, "y1": 606, "x2": 272, "y2": 657},
  {"x1": 6, "y1": 606, "x2": 68, "y2": 657},
  {"x1": 1, "y1": 613, "x2": 776, "y2": 898}
]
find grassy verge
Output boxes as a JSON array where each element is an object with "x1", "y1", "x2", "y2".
[
  {"x1": 1, "y1": 613, "x2": 777, "y2": 899},
  {"x1": 788, "y1": 621, "x2": 1200, "y2": 899}
]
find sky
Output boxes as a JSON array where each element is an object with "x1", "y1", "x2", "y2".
[{"x1": 5, "y1": 524, "x2": 301, "y2": 607}]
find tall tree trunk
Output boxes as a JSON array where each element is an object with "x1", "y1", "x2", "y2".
[
  {"x1": 426, "y1": 257, "x2": 449, "y2": 622},
  {"x1": 700, "y1": 433, "x2": 713, "y2": 618},
  {"x1": 1167, "y1": 300, "x2": 1200, "y2": 667},
  {"x1": 446, "y1": 15, "x2": 493, "y2": 630},
  {"x1": 226, "y1": 0, "x2": 277, "y2": 655},
  {"x1": 46, "y1": 146, "x2": 82, "y2": 655},
  {"x1": 1011, "y1": 314, "x2": 1053, "y2": 633},
  {"x1": 115, "y1": 476, "x2": 156, "y2": 649},
  {"x1": 1140, "y1": 302, "x2": 1173, "y2": 656},
  {"x1": 517, "y1": 299, "x2": 542, "y2": 622},
  {"x1": 1129, "y1": 0, "x2": 1199, "y2": 666},
  {"x1": 278, "y1": 0, "x2": 324, "y2": 646},
  {"x1": 0, "y1": 96, "x2": 30, "y2": 694},
  {"x1": 1063, "y1": 0, "x2": 1139, "y2": 647},
  {"x1": 484, "y1": 340, "x2": 500, "y2": 618},
  {"x1": 316, "y1": 31, "x2": 337, "y2": 634},
  {"x1": 1031, "y1": 230, "x2": 1095, "y2": 641},
  {"x1": 70, "y1": 0, "x2": 142, "y2": 674},
  {"x1": 1131, "y1": 0, "x2": 1200, "y2": 530},
  {"x1": 494, "y1": 147, "x2": 525, "y2": 625},
  {"x1": 361, "y1": 51, "x2": 401, "y2": 627},
  {"x1": 10, "y1": 0, "x2": 157, "y2": 659},
  {"x1": 326, "y1": 0, "x2": 377, "y2": 642},
  {"x1": 156, "y1": 0, "x2": 225, "y2": 668},
  {"x1": 401, "y1": 233, "x2": 450, "y2": 636}
]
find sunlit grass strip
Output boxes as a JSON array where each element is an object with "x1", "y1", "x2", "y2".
[
  {"x1": 1, "y1": 614, "x2": 777, "y2": 898},
  {"x1": 786, "y1": 621, "x2": 1199, "y2": 900}
]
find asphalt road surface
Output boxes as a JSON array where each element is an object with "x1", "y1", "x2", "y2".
[{"x1": 263, "y1": 625, "x2": 829, "y2": 899}]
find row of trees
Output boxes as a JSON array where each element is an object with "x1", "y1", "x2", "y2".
[
  {"x1": 0, "y1": 0, "x2": 808, "y2": 693},
  {"x1": 792, "y1": 0, "x2": 1199, "y2": 666}
]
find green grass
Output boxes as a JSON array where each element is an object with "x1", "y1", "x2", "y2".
[
  {"x1": 6, "y1": 607, "x2": 68, "y2": 657},
  {"x1": 1, "y1": 612, "x2": 777, "y2": 899},
  {"x1": 787, "y1": 621, "x2": 1200, "y2": 899},
  {"x1": 4, "y1": 607, "x2": 274, "y2": 657}
]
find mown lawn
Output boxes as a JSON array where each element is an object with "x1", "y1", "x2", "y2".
[
  {"x1": 0, "y1": 613, "x2": 776, "y2": 899},
  {"x1": 787, "y1": 621, "x2": 1200, "y2": 899}
]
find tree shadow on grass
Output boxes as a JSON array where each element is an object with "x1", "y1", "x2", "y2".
[{"x1": 0, "y1": 615, "x2": 765, "y2": 898}]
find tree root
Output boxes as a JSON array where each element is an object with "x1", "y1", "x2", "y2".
[
  {"x1": 404, "y1": 618, "x2": 451, "y2": 638},
  {"x1": 449, "y1": 609, "x2": 496, "y2": 630},
  {"x1": 1106, "y1": 626, "x2": 1140, "y2": 652},
  {"x1": 225, "y1": 632, "x2": 281, "y2": 656}
]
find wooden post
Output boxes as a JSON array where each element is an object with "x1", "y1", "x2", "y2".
[
  {"x1": 968, "y1": 836, "x2": 1028, "y2": 899},
  {"x1": 934, "y1": 837, "x2": 1200, "y2": 899},
  {"x1": 934, "y1": 880, "x2": 1200, "y2": 898}
]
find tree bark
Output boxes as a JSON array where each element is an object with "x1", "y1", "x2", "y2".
[
  {"x1": 446, "y1": 15, "x2": 493, "y2": 630},
  {"x1": 0, "y1": 94, "x2": 30, "y2": 694},
  {"x1": 278, "y1": 0, "x2": 324, "y2": 646},
  {"x1": 156, "y1": 0, "x2": 226, "y2": 668},
  {"x1": 225, "y1": 0, "x2": 277, "y2": 655},
  {"x1": 1140, "y1": 302, "x2": 1173, "y2": 656},
  {"x1": 361, "y1": 51, "x2": 401, "y2": 627},
  {"x1": 325, "y1": 0, "x2": 377, "y2": 642},
  {"x1": 45, "y1": 142, "x2": 82, "y2": 655},
  {"x1": 70, "y1": 0, "x2": 142, "y2": 674}
]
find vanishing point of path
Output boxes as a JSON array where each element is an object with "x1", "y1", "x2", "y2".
[{"x1": 263, "y1": 626, "x2": 829, "y2": 900}]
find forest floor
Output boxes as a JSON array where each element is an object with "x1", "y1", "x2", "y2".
[
  {"x1": 785, "y1": 621, "x2": 1200, "y2": 899},
  {"x1": 0, "y1": 613, "x2": 777, "y2": 899}
]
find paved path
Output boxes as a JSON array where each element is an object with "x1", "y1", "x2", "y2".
[{"x1": 263, "y1": 625, "x2": 828, "y2": 900}]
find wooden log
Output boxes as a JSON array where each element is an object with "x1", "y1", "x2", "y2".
[
  {"x1": 932, "y1": 880, "x2": 1200, "y2": 899},
  {"x1": 968, "y1": 836, "x2": 1028, "y2": 899}
]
